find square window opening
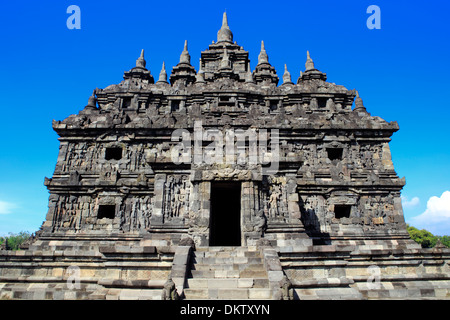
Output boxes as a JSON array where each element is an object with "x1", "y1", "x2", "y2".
[
  {"x1": 327, "y1": 148, "x2": 343, "y2": 161},
  {"x1": 98, "y1": 205, "x2": 115, "y2": 219},
  {"x1": 171, "y1": 101, "x2": 180, "y2": 112},
  {"x1": 334, "y1": 205, "x2": 351, "y2": 219},
  {"x1": 122, "y1": 97, "x2": 132, "y2": 108},
  {"x1": 105, "y1": 147, "x2": 122, "y2": 160},
  {"x1": 317, "y1": 97, "x2": 328, "y2": 108}
]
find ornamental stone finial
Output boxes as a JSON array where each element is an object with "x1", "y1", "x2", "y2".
[
  {"x1": 136, "y1": 49, "x2": 146, "y2": 68},
  {"x1": 87, "y1": 89, "x2": 97, "y2": 108},
  {"x1": 258, "y1": 41, "x2": 269, "y2": 65},
  {"x1": 157, "y1": 61, "x2": 168, "y2": 83},
  {"x1": 282, "y1": 64, "x2": 293, "y2": 84},
  {"x1": 217, "y1": 12, "x2": 233, "y2": 43},
  {"x1": 354, "y1": 90, "x2": 367, "y2": 112},
  {"x1": 196, "y1": 58, "x2": 205, "y2": 83},
  {"x1": 222, "y1": 11, "x2": 228, "y2": 27},
  {"x1": 305, "y1": 50, "x2": 315, "y2": 71},
  {"x1": 245, "y1": 61, "x2": 254, "y2": 83},
  {"x1": 179, "y1": 40, "x2": 191, "y2": 64}
]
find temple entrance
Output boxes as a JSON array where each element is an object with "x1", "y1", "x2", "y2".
[{"x1": 209, "y1": 182, "x2": 241, "y2": 246}]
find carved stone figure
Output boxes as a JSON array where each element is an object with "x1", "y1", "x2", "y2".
[
  {"x1": 161, "y1": 278, "x2": 179, "y2": 300},
  {"x1": 254, "y1": 209, "x2": 267, "y2": 235},
  {"x1": 279, "y1": 276, "x2": 294, "y2": 300},
  {"x1": 268, "y1": 185, "x2": 281, "y2": 218}
]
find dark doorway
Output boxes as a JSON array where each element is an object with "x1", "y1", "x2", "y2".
[{"x1": 209, "y1": 182, "x2": 241, "y2": 246}]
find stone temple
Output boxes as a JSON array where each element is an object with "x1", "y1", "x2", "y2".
[{"x1": 1, "y1": 13, "x2": 449, "y2": 300}]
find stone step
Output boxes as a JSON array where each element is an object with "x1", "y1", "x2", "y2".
[
  {"x1": 191, "y1": 269, "x2": 240, "y2": 278},
  {"x1": 187, "y1": 278, "x2": 269, "y2": 289},
  {"x1": 89, "y1": 288, "x2": 162, "y2": 300},
  {"x1": 191, "y1": 269, "x2": 268, "y2": 279},
  {"x1": 194, "y1": 250, "x2": 262, "y2": 258},
  {"x1": 195, "y1": 246, "x2": 258, "y2": 252},
  {"x1": 193, "y1": 260, "x2": 265, "y2": 268},
  {"x1": 183, "y1": 288, "x2": 272, "y2": 300},
  {"x1": 192, "y1": 256, "x2": 263, "y2": 265},
  {"x1": 190, "y1": 270, "x2": 268, "y2": 280},
  {"x1": 192, "y1": 263, "x2": 267, "y2": 273},
  {"x1": 293, "y1": 287, "x2": 363, "y2": 300},
  {"x1": 185, "y1": 246, "x2": 271, "y2": 300}
]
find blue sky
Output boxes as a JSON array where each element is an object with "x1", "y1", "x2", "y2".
[{"x1": 0, "y1": 0, "x2": 449, "y2": 236}]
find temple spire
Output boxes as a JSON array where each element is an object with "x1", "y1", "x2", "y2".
[
  {"x1": 222, "y1": 11, "x2": 228, "y2": 27},
  {"x1": 170, "y1": 41, "x2": 197, "y2": 85},
  {"x1": 217, "y1": 12, "x2": 233, "y2": 43},
  {"x1": 298, "y1": 50, "x2": 327, "y2": 82},
  {"x1": 136, "y1": 49, "x2": 146, "y2": 68},
  {"x1": 282, "y1": 64, "x2": 293, "y2": 85},
  {"x1": 123, "y1": 49, "x2": 154, "y2": 83},
  {"x1": 354, "y1": 90, "x2": 367, "y2": 113},
  {"x1": 157, "y1": 61, "x2": 168, "y2": 83},
  {"x1": 305, "y1": 50, "x2": 315, "y2": 71},
  {"x1": 196, "y1": 58, "x2": 205, "y2": 83},
  {"x1": 257, "y1": 41, "x2": 269, "y2": 65},
  {"x1": 253, "y1": 41, "x2": 278, "y2": 85},
  {"x1": 179, "y1": 40, "x2": 191, "y2": 64},
  {"x1": 245, "y1": 62, "x2": 254, "y2": 83},
  {"x1": 86, "y1": 89, "x2": 97, "y2": 108}
]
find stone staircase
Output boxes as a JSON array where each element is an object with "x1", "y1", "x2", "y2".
[{"x1": 183, "y1": 246, "x2": 272, "y2": 300}]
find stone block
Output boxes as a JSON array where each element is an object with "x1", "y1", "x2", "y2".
[
  {"x1": 119, "y1": 289, "x2": 141, "y2": 300},
  {"x1": 248, "y1": 288, "x2": 271, "y2": 299},
  {"x1": 253, "y1": 278, "x2": 269, "y2": 288},
  {"x1": 265, "y1": 258, "x2": 282, "y2": 271},
  {"x1": 238, "y1": 278, "x2": 254, "y2": 288},
  {"x1": 240, "y1": 269, "x2": 267, "y2": 278},
  {"x1": 208, "y1": 279, "x2": 238, "y2": 289},
  {"x1": 138, "y1": 289, "x2": 162, "y2": 300},
  {"x1": 187, "y1": 278, "x2": 208, "y2": 288},
  {"x1": 184, "y1": 289, "x2": 208, "y2": 299},
  {"x1": 218, "y1": 288, "x2": 248, "y2": 299},
  {"x1": 268, "y1": 270, "x2": 284, "y2": 282}
]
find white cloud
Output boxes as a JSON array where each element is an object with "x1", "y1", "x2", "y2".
[
  {"x1": 0, "y1": 201, "x2": 17, "y2": 214},
  {"x1": 410, "y1": 191, "x2": 450, "y2": 235},
  {"x1": 402, "y1": 196, "x2": 420, "y2": 208}
]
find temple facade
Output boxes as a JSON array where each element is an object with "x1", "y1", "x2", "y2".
[
  {"x1": 43, "y1": 12, "x2": 407, "y2": 247},
  {"x1": 1, "y1": 13, "x2": 449, "y2": 300}
]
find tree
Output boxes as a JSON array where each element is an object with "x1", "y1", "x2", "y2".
[
  {"x1": 406, "y1": 225, "x2": 449, "y2": 248},
  {"x1": 437, "y1": 235, "x2": 450, "y2": 248},
  {"x1": 0, "y1": 231, "x2": 32, "y2": 251}
]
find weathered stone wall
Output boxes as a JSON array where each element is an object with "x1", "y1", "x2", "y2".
[
  {"x1": 43, "y1": 127, "x2": 406, "y2": 245},
  {"x1": 55, "y1": 140, "x2": 153, "y2": 175},
  {"x1": 0, "y1": 240, "x2": 174, "y2": 300},
  {"x1": 279, "y1": 242, "x2": 450, "y2": 299}
]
